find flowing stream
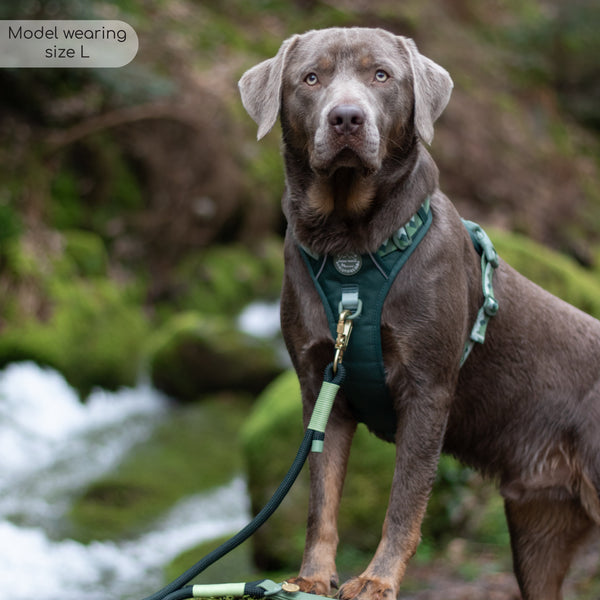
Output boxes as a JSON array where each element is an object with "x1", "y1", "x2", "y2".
[{"x1": 0, "y1": 362, "x2": 250, "y2": 600}]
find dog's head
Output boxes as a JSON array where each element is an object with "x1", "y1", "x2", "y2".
[{"x1": 239, "y1": 27, "x2": 453, "y2": 177}]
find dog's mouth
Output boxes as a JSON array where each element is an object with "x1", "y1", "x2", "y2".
[
  {"x1": 331, "y1": 147, "x2": 364, "y2": 169},
  {"x1": 315, "y1": 146, "x2": 378, "y2": 178}
]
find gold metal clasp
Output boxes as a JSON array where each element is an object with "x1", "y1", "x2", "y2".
[{"x1": 333, "y1": 309, "x2": 353, "y2": 373}]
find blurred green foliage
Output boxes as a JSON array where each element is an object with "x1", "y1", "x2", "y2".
[
  {"x1": 171, "y1": 241, "x2": 283, "y2": 317},
  {"x1": 0, "y1": 226, "x2": 148, "y2": 396},
  {"x1": 500, "y1": 0, "x2": 600, "y2": 128},
  {"x1": 0, "y1": 273, "x2": 149, "y2": 397},
  {"x1": 491, "y1": 227, "x2": 600, "y2": 319}
]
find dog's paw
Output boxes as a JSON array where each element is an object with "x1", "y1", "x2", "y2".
[
  {"x1": 337, "y1": 576, "x2": 395, "y2": 600},
  {"x1": 287, "y1": 575, "x2": 337, "y2": 596}
]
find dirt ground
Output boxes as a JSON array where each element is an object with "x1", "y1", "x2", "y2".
[{"x1": 398, "y1": 533, "x2": 600, "y2": 599}]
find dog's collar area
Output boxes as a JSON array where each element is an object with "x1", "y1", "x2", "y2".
[
  {"x1": 300, "y1": 197, "x2": 431, "y2": 262},
  {"x1": 378, "y1": 197, "x2": 431, "y2": 257}
]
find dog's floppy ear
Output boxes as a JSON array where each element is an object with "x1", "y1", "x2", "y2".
[
  {"x1": 238, "y1": 35, "x2": 299, "y2": 140},
  {"x1": 399, "y1": 37, "x2": 453, "y2": 145}
]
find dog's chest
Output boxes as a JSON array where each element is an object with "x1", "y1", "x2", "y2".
[{"x1": 299, "y1": 200, "x2": 432, "y2": 440}]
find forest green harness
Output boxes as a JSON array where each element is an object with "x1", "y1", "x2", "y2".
[{"x1": 299, "y1": 198, "x2": 499, "y2": 440}]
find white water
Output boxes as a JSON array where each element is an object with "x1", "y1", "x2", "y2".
[
  {"x1": 0, "y1": 362, "x2": 250, "y2": 600},
  {"x1": 237, "y1": 300, "x2": 281, "y2": 339}
]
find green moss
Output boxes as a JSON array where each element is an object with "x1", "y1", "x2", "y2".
[
  {"x1": 149, "y1": 312, "x2": 283, "y2": 401},
  {"x1": 49, "y1": 170, "x2": 83, "y2": 230},
  {"x1": 59, "y1": 230, "x2": 109, "y2": 277},
  {"x1": 489, "y1": 228, "x2": 600, "y2": 318},
  {"x1": 70, "y1": 396, "x2": 249, "y2": 542},
  {"x1": 2, "y1": 236, "x2": 41, "y2": 279},
  {"x1": 0, "y1": 201, "x2": 22, "y2": 250},
  {"x1": 172, "y1": 241, "x2": 284, "y2": 317},
  {"x1": 241, "y1": 370, "x2": 301, "y2": 448},
  {"x1": 0, "y1": 276, "x2": 149, "y2": 396}
]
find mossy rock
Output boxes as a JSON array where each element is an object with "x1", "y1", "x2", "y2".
[
  {"x1": 489, "y1": 228, "x2": 600, "y2": 318},
  {"x1": 171, "y1": 240, "x2": 284, "y2": 317},
  {"x1": 59, "y1": 229, "x2": 109, "y2": 277},
  {"x1": 0, "y1": 276, "x2": 149, "y2": 397},
  {"x1": 242, "y1": 371, "x2": 511, "y2": 572},
  {"x1": 149, "y1": 312, "x2": 283, "y2": 401},
  {"x1": 69, "y1": 396, "x2": 248, "y2": 542}
]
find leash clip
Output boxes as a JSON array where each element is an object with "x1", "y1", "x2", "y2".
[{"x1": 333, "y1": 309, "x2": 353, "y2": 374}]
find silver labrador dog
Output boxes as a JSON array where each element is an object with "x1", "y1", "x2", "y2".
[{"x1": 239, "y1": 27, "x2": 600, "y2": 600}]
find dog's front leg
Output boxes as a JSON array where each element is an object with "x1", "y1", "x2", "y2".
[
  {"x1": 338, "y1": 389, "x2": 450, "y2": 600},
  {"x1": 291, "y1": 407, "x2": 357, "y2": 596}
]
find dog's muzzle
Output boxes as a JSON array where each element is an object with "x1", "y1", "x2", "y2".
[{"x1": 311, "y1": 100, "x2": 381, "y2": 174}]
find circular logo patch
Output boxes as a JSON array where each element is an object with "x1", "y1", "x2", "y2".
[{"x1": 333, "y1": 253, "x2": 362, "y2": 276}]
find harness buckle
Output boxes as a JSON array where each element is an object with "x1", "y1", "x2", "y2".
[{"x1": 333, "y1": 309, "x2": 354, "y2": 374}]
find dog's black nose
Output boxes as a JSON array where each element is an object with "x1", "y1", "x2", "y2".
[{"x1": 328, "y1": 104, "x2": 365, "y2": 135}]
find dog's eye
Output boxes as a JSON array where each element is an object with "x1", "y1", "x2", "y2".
[
  {"x1": 374, "y1": 70, "x2": 389, "y2": 83},
  {"x1": 304, "y1": 73, "x2": 319, "y2": 86}
]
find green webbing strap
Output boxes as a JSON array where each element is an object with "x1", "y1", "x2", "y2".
[
  {"x1": 192, "y1": 583, "x2": 246, "y2": 598},
  {"x1": 460, "y1": 220, "x2": 499, "y2": 366},
  {"x1": 192, "y1": 579, "x2": 330, "y2": 600}
]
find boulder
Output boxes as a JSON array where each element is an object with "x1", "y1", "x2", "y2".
[{"x1": 149, "y1": 312, "x2": 283, "y2": 401}]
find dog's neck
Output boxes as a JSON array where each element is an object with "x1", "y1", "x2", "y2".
[{"x1": 283, "y1": 142, "x2": 439, "y2": 256}]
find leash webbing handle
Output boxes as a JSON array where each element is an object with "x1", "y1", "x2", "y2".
[{"x1": 188, "y1": 579, "x2": 330, "y2": 600}]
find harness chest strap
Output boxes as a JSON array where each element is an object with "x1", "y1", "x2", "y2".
[{"x1": 299, "y1": 200, "x2": 499, "y2": 439}]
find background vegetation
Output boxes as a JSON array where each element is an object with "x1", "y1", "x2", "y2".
[{"x1": 2, "y1": 0, "x2": 600, "y2": 597}]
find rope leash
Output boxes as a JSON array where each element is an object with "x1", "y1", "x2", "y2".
[{"x1": 142, "y1": 362, "x2": 347, "y2": 600}]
